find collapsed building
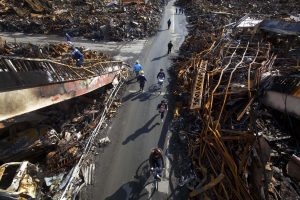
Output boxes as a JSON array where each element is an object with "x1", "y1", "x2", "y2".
[
  {"x1": 0, "y1": 38, "x2": 129, "y2": 199},
  {"x1": 171, "y1": 0, "x2": 300, "y2": 199}
]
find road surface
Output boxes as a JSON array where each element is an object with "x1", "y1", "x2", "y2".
[{"x1": 88, "y1": 1, "x2": 188, "y2": 200}]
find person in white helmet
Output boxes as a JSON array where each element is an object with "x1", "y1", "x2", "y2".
[{"x1": 137, "y1": 70, "x2": 147, "y2": 92}]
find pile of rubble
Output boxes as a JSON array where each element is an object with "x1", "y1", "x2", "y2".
[
  {"x1": 0, "y1": 41, "x2": 128, "y2": 199},
  {"x1": 0, "y1": 0, "x2": 163, "y2": 41},
  {"x1": 171, "y1": 0, "x2": 300, "y2": 199},
  {"x1": 0, "y1": 88, "x2": 123, "y2": 199},
  {"x1": 0, "y1": 38, "x2": 112, "y2": 61}
]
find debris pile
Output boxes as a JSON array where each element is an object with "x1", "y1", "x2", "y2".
[
  {"x1": 0, "y1": 161, "x2": 42, "y2": 199},
  {"x1": 0, "y1": 84, "x2": 125, "y2": 198},
  {"x1": 171, "y1": 0, "x2": 300, "y2": 199},
  {"x1": 0, "y1": 0, "x2": 163, "y2": 41},
  {"x1": 0, "y1": 41, "x2": 129, "y2": 198},
  {"x1": 0, "y1": 40, "x2": 112, "y2": 61}
]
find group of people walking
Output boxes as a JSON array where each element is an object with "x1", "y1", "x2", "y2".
[
  {"x1": 132, "y1": 61, "x2": 168, "y2": 123},
  {"x1": 167, "y1": 19, "x2": 173, "y2": 54},
  {"x1": 134, "y1": 6, "x2": 186, "y2": 182},
  {"x1": 175, "y1": 7, "x2": 184, "y2": 14},
  {"x1": 133, "y1": 60, "x2": 167, "y2": 180}
]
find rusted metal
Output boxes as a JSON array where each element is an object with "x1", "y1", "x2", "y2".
[
  {"x1": 0, "y1": 41, "x2": 126, "y2": 121},
  {"x1": 0, "y1": 70, "x2": 121, "y2": 121},
  {"x1": 169, "y1": 0, "x2": 300, "y2": 198},
  {"x1": 0, "y1": 55, "x2": 124, "y2": 92},
  {"x1": 190, "y1": 60, "x2": 208, "y2": 110}
]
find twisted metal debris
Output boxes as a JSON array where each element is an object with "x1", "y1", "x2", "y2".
[{"x1": 172, "y1": 0, "x2": 300, "y2": 199}]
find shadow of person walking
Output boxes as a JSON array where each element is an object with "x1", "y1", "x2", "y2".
[
  {"x1": 104, "y1": 180, "x2": 147, "y2": 200},
  {"x1": 122, "y1": 114, "x2": 160, "y2": 145},
  {"x1": 151, "y1": 53, "x2": 168, "y2": 62},
  {"x1": 122, "y1": 91, "x2": 141, "y2": 102},
  {"x1": 105, "y1": 159, "x2": 151, "y2": 200}
]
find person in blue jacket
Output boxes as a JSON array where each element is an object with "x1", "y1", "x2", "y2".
[
  {"x1": 133, "y1": 60, "x2": 143, "y2": 77},
  {"x1": 72, "y1": 47, "x2": 84, "y2": 67}
]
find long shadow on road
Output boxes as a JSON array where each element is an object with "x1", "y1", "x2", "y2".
[
  {"x1": 122, "y1": 91, "x2": 140, "y2": 102},
  {"x1": 130, "y1": 89, "x2": 160, "y2": 102},
  {"x1": 151, "y1": 54, "x2": 168, "y2": 62},
  {"x1": 157, "y1": 110, "x2": 172, "y2": 149},
  {"x1": 105, "y1": 159, "x2": 151, "y2": 200},
  {"x1": 122, "y1": 114, "x2": 160, "y2": 145},
  {"x1": 157, "y1": 82, "x2": 172, "y2": 149}
]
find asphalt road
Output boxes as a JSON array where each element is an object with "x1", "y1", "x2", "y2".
[{"x1": 89, "y1": 1, "x2": 188, "y2": 200}]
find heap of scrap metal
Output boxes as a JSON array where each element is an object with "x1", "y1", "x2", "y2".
[
  {"x1": 0, "y1": 0, "x2": 163, "y2": 41},
  {"x1": 172, "y1": 0, "x2": 300, "y2": 199}
]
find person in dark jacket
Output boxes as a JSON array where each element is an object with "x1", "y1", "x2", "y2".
[
  {"x1": 149, "y1": 148, "x2": 164, "y2": 179},
  {"x1": 157, "y1": 68, "x2": 166, "y2": 80},
  {"x1": 167, "y1": 19, "x2": 171, "y2": 30},
  {"x1": 137, "y1": 71, "x2": 147, "y2": 92},
  {"x1": 157, "y1": 100, "x2": 168, "y2": 122},
  {"x1": 167, "y1": 41, "x2": 173, "y2": 54},
  {"x1": 72, "y1": 47, "x2": 84, "y2": 67}
]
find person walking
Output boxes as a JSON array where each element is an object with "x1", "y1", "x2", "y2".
[
  {"x1": 167, "y1": 19, "x2": 171, "y2": 30},
  {"x1": 176, "y1": 8, "x2": 178, "y2": 14},
  {"x1": 137, "y1": 71, "x2": 147, "y2": 92},
  {"x1": 157, "y1": 100, "x2": 168, "y2": 122},
  {"x1": 167, "y1": 41, "x2": 173, "y2": 54},
  {"x1": 133, "y1": 60, "x2": 143, "y2": 79}
]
